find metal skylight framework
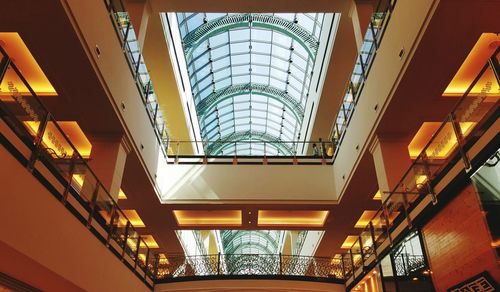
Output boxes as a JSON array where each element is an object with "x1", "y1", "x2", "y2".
[
  {"x1": 175, "y1": 13, "x2": 328, "y2": 155},
  {"x1": 221, "y1": 230, "x2": 282, "y2": 255}
]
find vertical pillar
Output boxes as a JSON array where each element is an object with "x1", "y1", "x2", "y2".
[
  {"x1": 124, "y1": 0, "x2": 152, "y2": 49},
  {"x1": 87, "y1": 135, "x2": 131, "y2": 201},
  {"x1": 350, "y1": 0, "x2": 375, "y2": 51},
  {"x1": 369, "y1": 135, "x2": 413, "y2": 201}
]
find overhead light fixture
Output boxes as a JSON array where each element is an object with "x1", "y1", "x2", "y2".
[
  {"x1": 354, "y1": 210, "x2": 378, "y2": 228},
  {"x1": 173, "y1": 210, "x2": 242, "y2": 227},
  {"x1": 341, "y1": 235, "x2": 359, "y2": 249},
  {"x1": 257, "y1": 210, "x2": 329, "y2": 227}
]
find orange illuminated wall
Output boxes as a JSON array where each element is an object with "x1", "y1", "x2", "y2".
[
  {"x1": 422, "y1": 185, "x2": 500, "y2": 291},
  {"x1": 0, "y1": 32, "x2": 57, "y2": 96},
  {"x1": 443, "y1": 33, "x2": 500, "y2": 97}
]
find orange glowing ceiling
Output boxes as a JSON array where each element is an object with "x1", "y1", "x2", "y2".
[
  {"x1": 122, "y1": 210, "x2": 146, "y2": 227},
  {"x1": 354, "y1": 210, "x2": 378, "y2": 228},
  {"x1": 443, "y1": 33, "x2": 500, "y2": 97},
  {"x1": 408, "y1": 122, "x2": 475, "y2": 159},
  {"x1": 24, "y1": 121, "x2": 92, "y2": 158},
  {"x1": 257, "y1": 210, "x2": 329, "y2": 227},
  {"x1": 173, "y1": 210, "x2": 242, "y2": 227},
  {"x1": 341, "y1": 235, "x2": 359, "y2": 249},
  {"x1": 118, "y1": 188, "x2": 127, "y2": 199},
  {"x1": 0, "y1": 33, "x2": 57, "y2": 96},
  {"x1": 141, "y1": 235, "x2": 160, "y2": 248},
  {"x1": 99, "y1": 209, "x2": 146, "y2": 227}
]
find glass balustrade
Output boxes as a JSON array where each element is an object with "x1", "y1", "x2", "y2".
[
  {"x1": 0, "y1": 46, "x2": 156, "y2": 286},
  {"x1": 105, "y1": 0, "x2": 169, "y2": 156},
  {"x1": 330, "y1": 1, "x2": 396, "y2": 158}
]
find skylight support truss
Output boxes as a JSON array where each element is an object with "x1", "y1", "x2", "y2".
[
  {"x1": 182, "y1": 14, "x2": 320, "y2": 60},
  {"x1": 197, "y1": 83, "x2": 305, "y2": 121},
  {"x1": 205, "y1": 130, "x2": 295, "y2": 155}
]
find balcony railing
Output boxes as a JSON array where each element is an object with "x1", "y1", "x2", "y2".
[
  {"x1": 330, "y1": 0, "x2": 396, "y2": 159},
  {"x1": 342, "y1": 47, "x2": 499, "y2": 288},
  {"x1": 0, "y1": 46, "x2": 156, "y2": 288},
  {"x1": 155, "y1": 254, "x2": 344, "y2": 282},
  {"x1": 165, "y1": 139, "x2": 336, "y2": 163},
  {"x1": 393, "y1": 254, "x2": 426, "y2": 276},
  {"x1": 104, "y1": 0, "x2": 169, "y2": 155}
]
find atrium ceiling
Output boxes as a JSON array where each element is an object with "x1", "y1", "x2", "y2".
[{"x1": 164, "y1": 12, "x2": 338, "y2": 155}]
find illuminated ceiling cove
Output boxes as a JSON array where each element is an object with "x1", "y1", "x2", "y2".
[{"x1": 169, "y1": 13, "x2": 336, "y2": 155}]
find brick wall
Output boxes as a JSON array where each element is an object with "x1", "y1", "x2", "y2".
[{"x1": 422, "y1": 184, "x2": 500, "y2": 292}]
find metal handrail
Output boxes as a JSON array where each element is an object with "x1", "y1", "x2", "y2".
[
  {"x1": 104, "y1": 0, "x2": 170, "y2": 156},
  {"x1": 343, "y1": 47, "x2": 499, "y2": 287},
  {"x1": 329, "y1": 0, "x2": 396, "y2": 160},
  {"x1": 0, "y1": 47, "x2": 156, "y2": 286},
  {"x1": 156, "y1": 253, "x2": 344, "y2": 281}
]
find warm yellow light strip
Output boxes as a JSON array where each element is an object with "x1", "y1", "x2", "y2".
[
  {"x1": 443, "y1": 33, "x2": 500, "y2": 96},
  {"x1": 118, "y1": 188, "x2": 127, "y2": 199},
  {"x1": 141, "y1": 235, "x2": 159, "y2": 248},
  {"x1": 354, "y1": 210, "x2": 378, "y2": 228},
  {"x1": 258, "y1": 210, "x2": 329, "y2": 227},
  {"x1": 98, "y1": 209, "x2": 146, "y2": 227},
  {"x1": 0, "y1": 32, "x2": 57, "y2": 96},
  {"x1": 24, "y1": 121, "x2": 92, "y2": 158},
  {"x1": 341, "y1": 235, "x2": 359, "y2": 249},
  {"x1": 408, "y1": 122, "x2": 476, "y2": 159},
  {"x1": 173, "y1": 210, "x2": 242, "y2": 226},
  {"x1": 373, "y1": 190, "x2": 382, "y2": 200},
  {"x1": 121, "y1": 210, "x2": 146, "y2": 227},
  {"x1": 158, "y1": 253, "x2": 169, "y2": 264}
]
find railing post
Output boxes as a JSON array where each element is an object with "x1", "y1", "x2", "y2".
[
  {"x1": 349, "y1": 249, "x2": 355, "y2": 280},
  {"x1": 153, "y1": 253, "x2": 160, "y2": 280},
  {"x1": 488, "y1": 52, "x2": 500, "y2": 83},
  {"x1": 143, "y1": 248, "x2": 150, "y2": 277},
  {"x1": 0, "y1": 55, "x2": 11, "y2": 82},
  {"x1": 121, "y1": 221, "x2": 131, "y2": 259},
  {"x1": 144, "y1": 80, "x2": 151, "y2": 104},
  {"x1": 449, "y1": 113, "x2": 471, "y2": 172},
  {"x1": 153, "y1": 103, "x2": 159, "y2": 124},
  {"x1": 175, "y1": 141, "x2": 180, "y2": 163},
  {"x1": 420, "y1": 152, "x2": 438, "y2": 205},
  {"x1": 122, "y1": 22, "x2": 131, "y2": 49},
  {"x1": 134, "y1": 54, "x2": 142, "y2": 78},
  {"x1": 217, "y1": 252, "x2": 221, "y2": 275},
  {"x1": 106, "y1": 204, "x2": 118, "y2": 246},
  {"x1": 359, "y1": 54, "x2": 367, "y2": 78},
  {"x1": 341, "y1": 254, "x2": 346, "y2": 279},
  {"x1": 86, "y1": 183, "x2": 100, "y2": 228},
  {"x1": 279, "y1": 253, "x2": 282, "y2": 275},
  {"x1": 370, "y1": 22, "x2": 378, "y2": 49},
  {"x1": 382, "y1": 203, "x2": 393, "y2": 245},
  {"x1": 401, "y1": 187, "x2": 412, "y2": 229},
  {"x1": 369, "y1": 221, "x2": 378, "y2": 257},
  {"x1": 61, "y1": 153, "x2": 77, "y2": 204},
  {"x1": 134, "y1": 237, "x2": 141, "y2": 269},
  {"x1": 358, "y1": 236, "x2": 365, "y2": 268},
  {"x1": 27, "y1": 112, "x2": 50, "y2": 171}
]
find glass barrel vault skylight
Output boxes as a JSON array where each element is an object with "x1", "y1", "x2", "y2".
[{"x1": 175, "y1": 13, "x2": 327, "y2": 155}]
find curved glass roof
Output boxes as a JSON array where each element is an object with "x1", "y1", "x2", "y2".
[
  {"x1": 176, "y1": 13, "x2": 326, "y2": 155},
  {"x1": 221, "y1": 230, "x2": 282, "y2": 254}
]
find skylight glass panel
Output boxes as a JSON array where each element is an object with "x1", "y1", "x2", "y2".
[{"x1": 176, "y1": 12, "x2": 329, "y2": 155}]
